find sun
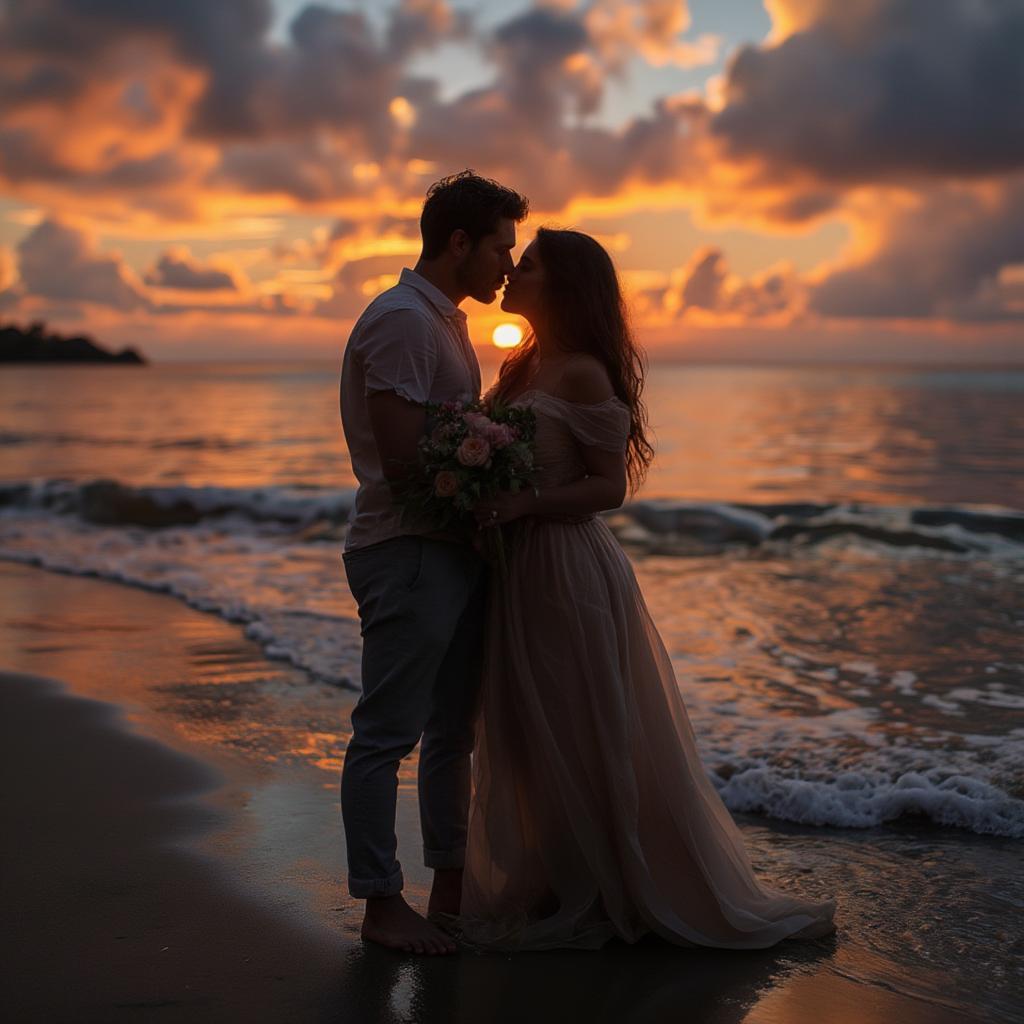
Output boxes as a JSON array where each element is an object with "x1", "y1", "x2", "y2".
[{"x1": 492, "y1": 322, "x2": 524, "y2": 349}]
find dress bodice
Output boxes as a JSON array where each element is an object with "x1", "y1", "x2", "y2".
[{"x1": 510, "y1": 389, "x2": 631, "y2": 491}]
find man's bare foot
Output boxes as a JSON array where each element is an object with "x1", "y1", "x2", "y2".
[
  {"x1": 427, "y1": 867, "x2": 463, "y2": 918},
  {"x1": 361, "y1": 894, "x2": 457, "y2": 955}
]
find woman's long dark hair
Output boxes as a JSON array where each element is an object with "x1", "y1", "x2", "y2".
[{"x1": 493, "y1": 227, "x2": 654, "y2": 494}]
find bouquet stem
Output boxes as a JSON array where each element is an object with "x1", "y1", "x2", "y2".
[{"x1": 481, "y1": 526, "x2": 509, "y2": 581}]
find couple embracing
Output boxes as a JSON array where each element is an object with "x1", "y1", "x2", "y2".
[{"x1": 339, "y1": 171, "x2": 836, "y2": 955}]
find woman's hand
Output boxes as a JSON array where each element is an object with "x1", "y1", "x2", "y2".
[{"x1": 474, "y1": 489, "x2": 534, "y2": 528}]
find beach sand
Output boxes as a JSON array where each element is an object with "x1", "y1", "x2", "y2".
[{"x1": 0, "y1": 560, "x2": 995, "y2": 1023}]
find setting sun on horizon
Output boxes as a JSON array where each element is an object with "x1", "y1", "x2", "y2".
[{"x1": 492, "y1": 322, "x2": 524, "y2": 349}]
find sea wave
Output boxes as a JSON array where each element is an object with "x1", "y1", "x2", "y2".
[
  {"x1": 610, "y1": 497, "x2": 1024, "y2": 558},
  {"x1": 0, "y1": 478, "x2": 356, "y2": 529},
  {"x1": 0, "y1": 509, "x2": 362, "y2": 689},
  {"x1": 0, "y1": 430, "x2": 313, "y2": 450},
  {"x1": 2, "y1": 478, "x2": 1022, "y2": 558},
  {"x1": 1, "y1": 487, "x2": 1021, "y2": 838}
]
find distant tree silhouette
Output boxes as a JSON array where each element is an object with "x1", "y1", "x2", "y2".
[{"x1": 0, "y1": 321, "x2": 146, "y2": 363}]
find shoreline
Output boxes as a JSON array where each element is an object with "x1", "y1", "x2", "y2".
[
  {"x1": 0, "y1": 560, "x2": 1000, "y2": 1022},
  {"x1": 1, "y1": 671, "x2": 345, "y2": 1022}
]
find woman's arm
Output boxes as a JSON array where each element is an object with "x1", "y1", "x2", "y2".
[
  {"x1": 474, "y1": 356, "x2": 628, "y2": 526},
  {"x1": 474, "y1": 449, "x2": 626, "y2": 525}
]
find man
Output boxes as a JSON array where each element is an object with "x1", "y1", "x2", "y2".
[{"x1": 338, "y1": 171, "x2": 529, "y2": 955}]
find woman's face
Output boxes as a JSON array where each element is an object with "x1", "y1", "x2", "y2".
[{"x1": 500, "y1": 239, "x2": 545, "y2": 319}]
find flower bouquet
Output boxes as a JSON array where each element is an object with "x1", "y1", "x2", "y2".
[{"x1": 395, "y1": 398, "x2": 539, "y2": 576}]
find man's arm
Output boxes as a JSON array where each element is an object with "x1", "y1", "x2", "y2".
[
  {"x1": 367, "y1": 391, "x2": 470, "y2": 545},
  {"x1": 365, "y1": 389, "x2": 427, "y2": 497},
  {"x1": 356, "y1": 306, "x2": 435, "y2": 495}
]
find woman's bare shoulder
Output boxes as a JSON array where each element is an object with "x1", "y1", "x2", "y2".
[{"x1": 558, "y1": 353, "x2": 615, "y2": 404}]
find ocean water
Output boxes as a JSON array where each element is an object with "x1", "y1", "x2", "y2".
[{"x1": 1, "y1": 359, "x2": 1023, "y2": 845}]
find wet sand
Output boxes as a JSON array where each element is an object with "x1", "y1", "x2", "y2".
[{"x1": 0, "y1": 560, "x2": 998, "y2": 1023}]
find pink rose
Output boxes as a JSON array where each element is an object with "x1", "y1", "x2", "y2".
[
  {"x1": 484, "y1": 422, "x2": 513, "y2": 448},
  {"x1": 463, "y1": 412, "x2": 493, "y2": 433},
  {"x1": 434, "y1": 470, "x2": 459, "y2": 497},
  {"x1": 456, "y1": 435, "x2": 491, "y2": 467}
]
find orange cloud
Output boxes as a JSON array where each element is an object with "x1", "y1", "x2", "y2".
[
  {"x1": 0, "y1": 246, "x2": 15, "y2": 292},
  {"x1": 2, "y1": 0, "x2": 1023, "y2": 356},
  {"x1": 584, "y1": 0, "x2": 720, "y2": 69}
]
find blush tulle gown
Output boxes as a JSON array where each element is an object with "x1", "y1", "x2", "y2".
[{"x1": 447, "y1": 390, "x2": 837, "y2": 952}]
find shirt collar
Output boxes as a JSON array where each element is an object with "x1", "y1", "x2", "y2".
[{"x1": 399, "y1": 267, "x2": 467, "y2": 322}]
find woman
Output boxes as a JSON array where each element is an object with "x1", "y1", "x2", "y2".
[{"x1": 445, "y1": 227, "x2": 837, "y2": 952}]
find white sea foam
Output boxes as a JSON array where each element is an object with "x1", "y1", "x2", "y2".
[
  {"x1": 713, "y1": 763, "x2": 1024, "y2": 838},
  {"x1": 890, "y1": 670, "x2": 918, "y2": 694},
  {"x1": 947, "y1": 686, "x2": 1024, "y2": 709},
  {"x1": 921, "y1": 694, "x2": 967, "y2": 716},
  {"x1": 0, "y1": 509, "x2": 363, "y2": 689}
]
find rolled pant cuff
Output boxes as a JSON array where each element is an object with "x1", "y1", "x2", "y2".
[
  {"x1": 423, "y1": 846, "x2": 466, "y2": 870},
  {"x1": 348, "y1": 865, "x2": 404, "y2": 899}
]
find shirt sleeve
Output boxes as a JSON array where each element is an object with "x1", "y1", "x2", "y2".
[{"x1": 355, "y1": 307, "x2": 438, "y2": 404}]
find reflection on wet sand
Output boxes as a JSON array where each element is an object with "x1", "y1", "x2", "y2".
[
  {"x1": 332, "y1": 929, "x2": 983, "y2": 1024},
  {"x1": 334, "y1": 934, "x2": 833, "y2": 1024}
]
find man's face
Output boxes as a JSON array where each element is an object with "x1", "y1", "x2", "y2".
[{"x1": 454, "y1": 218, "x2": 517, "y2": 304}]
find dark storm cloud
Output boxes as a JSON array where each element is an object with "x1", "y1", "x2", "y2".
[
  {"x1": 711, "y1": 0, "x2": 1024, "y2": 183},
  {"x1": 145, "y1": 250, "x2": 240, "y2": 291},
  {"x1": 0, "y1": 0, "x2": 271, "y2": 119},
  {"x1": 16, "y1": 218, "x2": 150, "y2": 311},
  {"x1": 4, "y1": 0, "x2": 1022, "y2": 332},
  {"x1": 810, "y1": 177, "x2": 1024, "y2": 320},
  {"x1": 0, "y1": 0, "x2": 468, "y2": 198},
  {"x1": 661, "y1": 245, "x2": 803, "y2": 320},
  {"x1": 0, "y1": 0, "x2": 270, "y2": 62},
  {"x1": 387, "y1": 0, "x2": 472, "y2": 59},
  {"x1": 213, "y1": 138, "x2": 365, "y2": 203},
  {"x1": 408, "y1": 5, "x2": 705, "y2": 208},
  {"x1": 406, "y1": 1, "x2": 602, "y2": 176},
  {"x1": 680, "y1": 247, "x2": 726, "y2": 309},
  {"x1": 490, "y1": 6, "x2": 596, "y2": 117},
  {"x1": 96, "y1": 152, "x2": 198, "y2": 191},
  {"x1": 0, "y1": 0, "x2": 709, "y2": 210},
  {"x1": 4, "y1": 0, "x2": 1019, "y2": 213},
  {"x1": 0, "y1": 128, "x2": 61, "y2": 186}
]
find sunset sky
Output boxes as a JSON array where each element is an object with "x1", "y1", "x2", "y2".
[{"x1": 1, "y1": 0, "x2": 1022, "y2": 364}]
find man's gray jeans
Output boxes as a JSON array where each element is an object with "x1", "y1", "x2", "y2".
[{"x1": 340, "y1": 534, "x2": 486, "y2": 899}]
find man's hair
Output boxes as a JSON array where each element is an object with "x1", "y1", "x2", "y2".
[{"x1": 419, "y1": 170, "x2": 529, "y2": 260}]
